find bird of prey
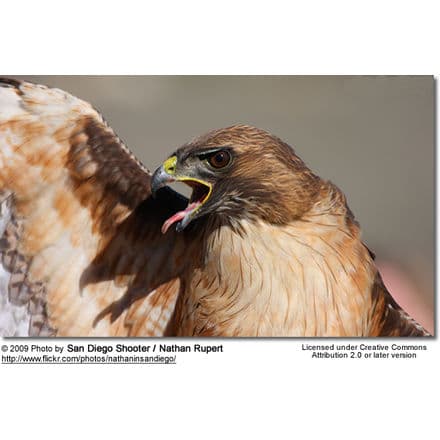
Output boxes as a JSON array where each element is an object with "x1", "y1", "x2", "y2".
[{"x1": 0, "y1": 78, "x2": 430, "y2": 337}]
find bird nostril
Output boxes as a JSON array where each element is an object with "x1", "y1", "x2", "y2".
[{"x1": 163, "y1": 156, "x2": 177, "y2": 175}]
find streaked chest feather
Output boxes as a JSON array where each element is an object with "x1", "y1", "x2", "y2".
[{"x1": 176, "y1": 218, "x2": 376, "y2": 336}]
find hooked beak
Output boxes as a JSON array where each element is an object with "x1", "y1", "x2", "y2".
[
  {"x1": 150, "y1": 155, "x2": 212, "y2": 234},
  {"x1": 151, "y1": 156, "x2": 177, "y2": 197}
]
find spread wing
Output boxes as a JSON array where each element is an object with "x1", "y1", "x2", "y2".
[{"x1": 0, "y1": 78, "x2": 188, "y2": 336}]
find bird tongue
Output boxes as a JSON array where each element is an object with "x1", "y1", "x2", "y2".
[{"x1": 161, "y1": 201, "x2": 200, "y2": 234}]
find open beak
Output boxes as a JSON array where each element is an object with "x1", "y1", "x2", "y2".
[
  {"x1": 151, "y1": 156, "x2": 178, "y2": 197},
  {"x1": 151, "y1": 156, "x2": 212, "y2": 233}
]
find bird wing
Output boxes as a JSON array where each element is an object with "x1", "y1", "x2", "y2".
[
  {"x1": 369, "y1": 272, "x2": 431, "y2": 336},
  {"x1": 0, "y1": 78, "x2": 187, "y2": 336}
]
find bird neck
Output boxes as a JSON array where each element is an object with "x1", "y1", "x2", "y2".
[{"x1": 176, "y1": 189, "x2": 378, "y2": 336}]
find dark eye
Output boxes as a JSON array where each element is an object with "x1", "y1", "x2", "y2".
[{"x1": 208, "y1": 150, "x2": 231, "y2": 169}]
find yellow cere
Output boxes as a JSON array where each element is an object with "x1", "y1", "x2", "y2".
[
  {"x1": 163, "y1": 156, "x2": 177, "y2": 175},
  {"x1": 162, "y1": 155, "x2": 212, "y2": 206}
]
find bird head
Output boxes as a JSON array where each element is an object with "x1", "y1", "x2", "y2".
[{"x1": 151, "y1": 125, "x2": 321, "y2": 234}]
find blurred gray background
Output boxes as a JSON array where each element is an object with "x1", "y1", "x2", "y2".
[{"x1": 14, "y1": 76, "x2": 435, "y2": 332}]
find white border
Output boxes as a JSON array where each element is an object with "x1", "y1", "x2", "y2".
[{"x1": 0, "y1": 1, "x2": 438, "y2": 439}]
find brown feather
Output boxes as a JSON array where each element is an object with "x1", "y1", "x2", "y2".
[
  {"x1": 0, "y1": 81, "x2": 430, "y2": 337},
  {"x1": 0, "y1": 78, "x2": 187, "y2": 336},
  {"x1": 169, "y1": 125, "x2": 431, "y2": 336}
]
